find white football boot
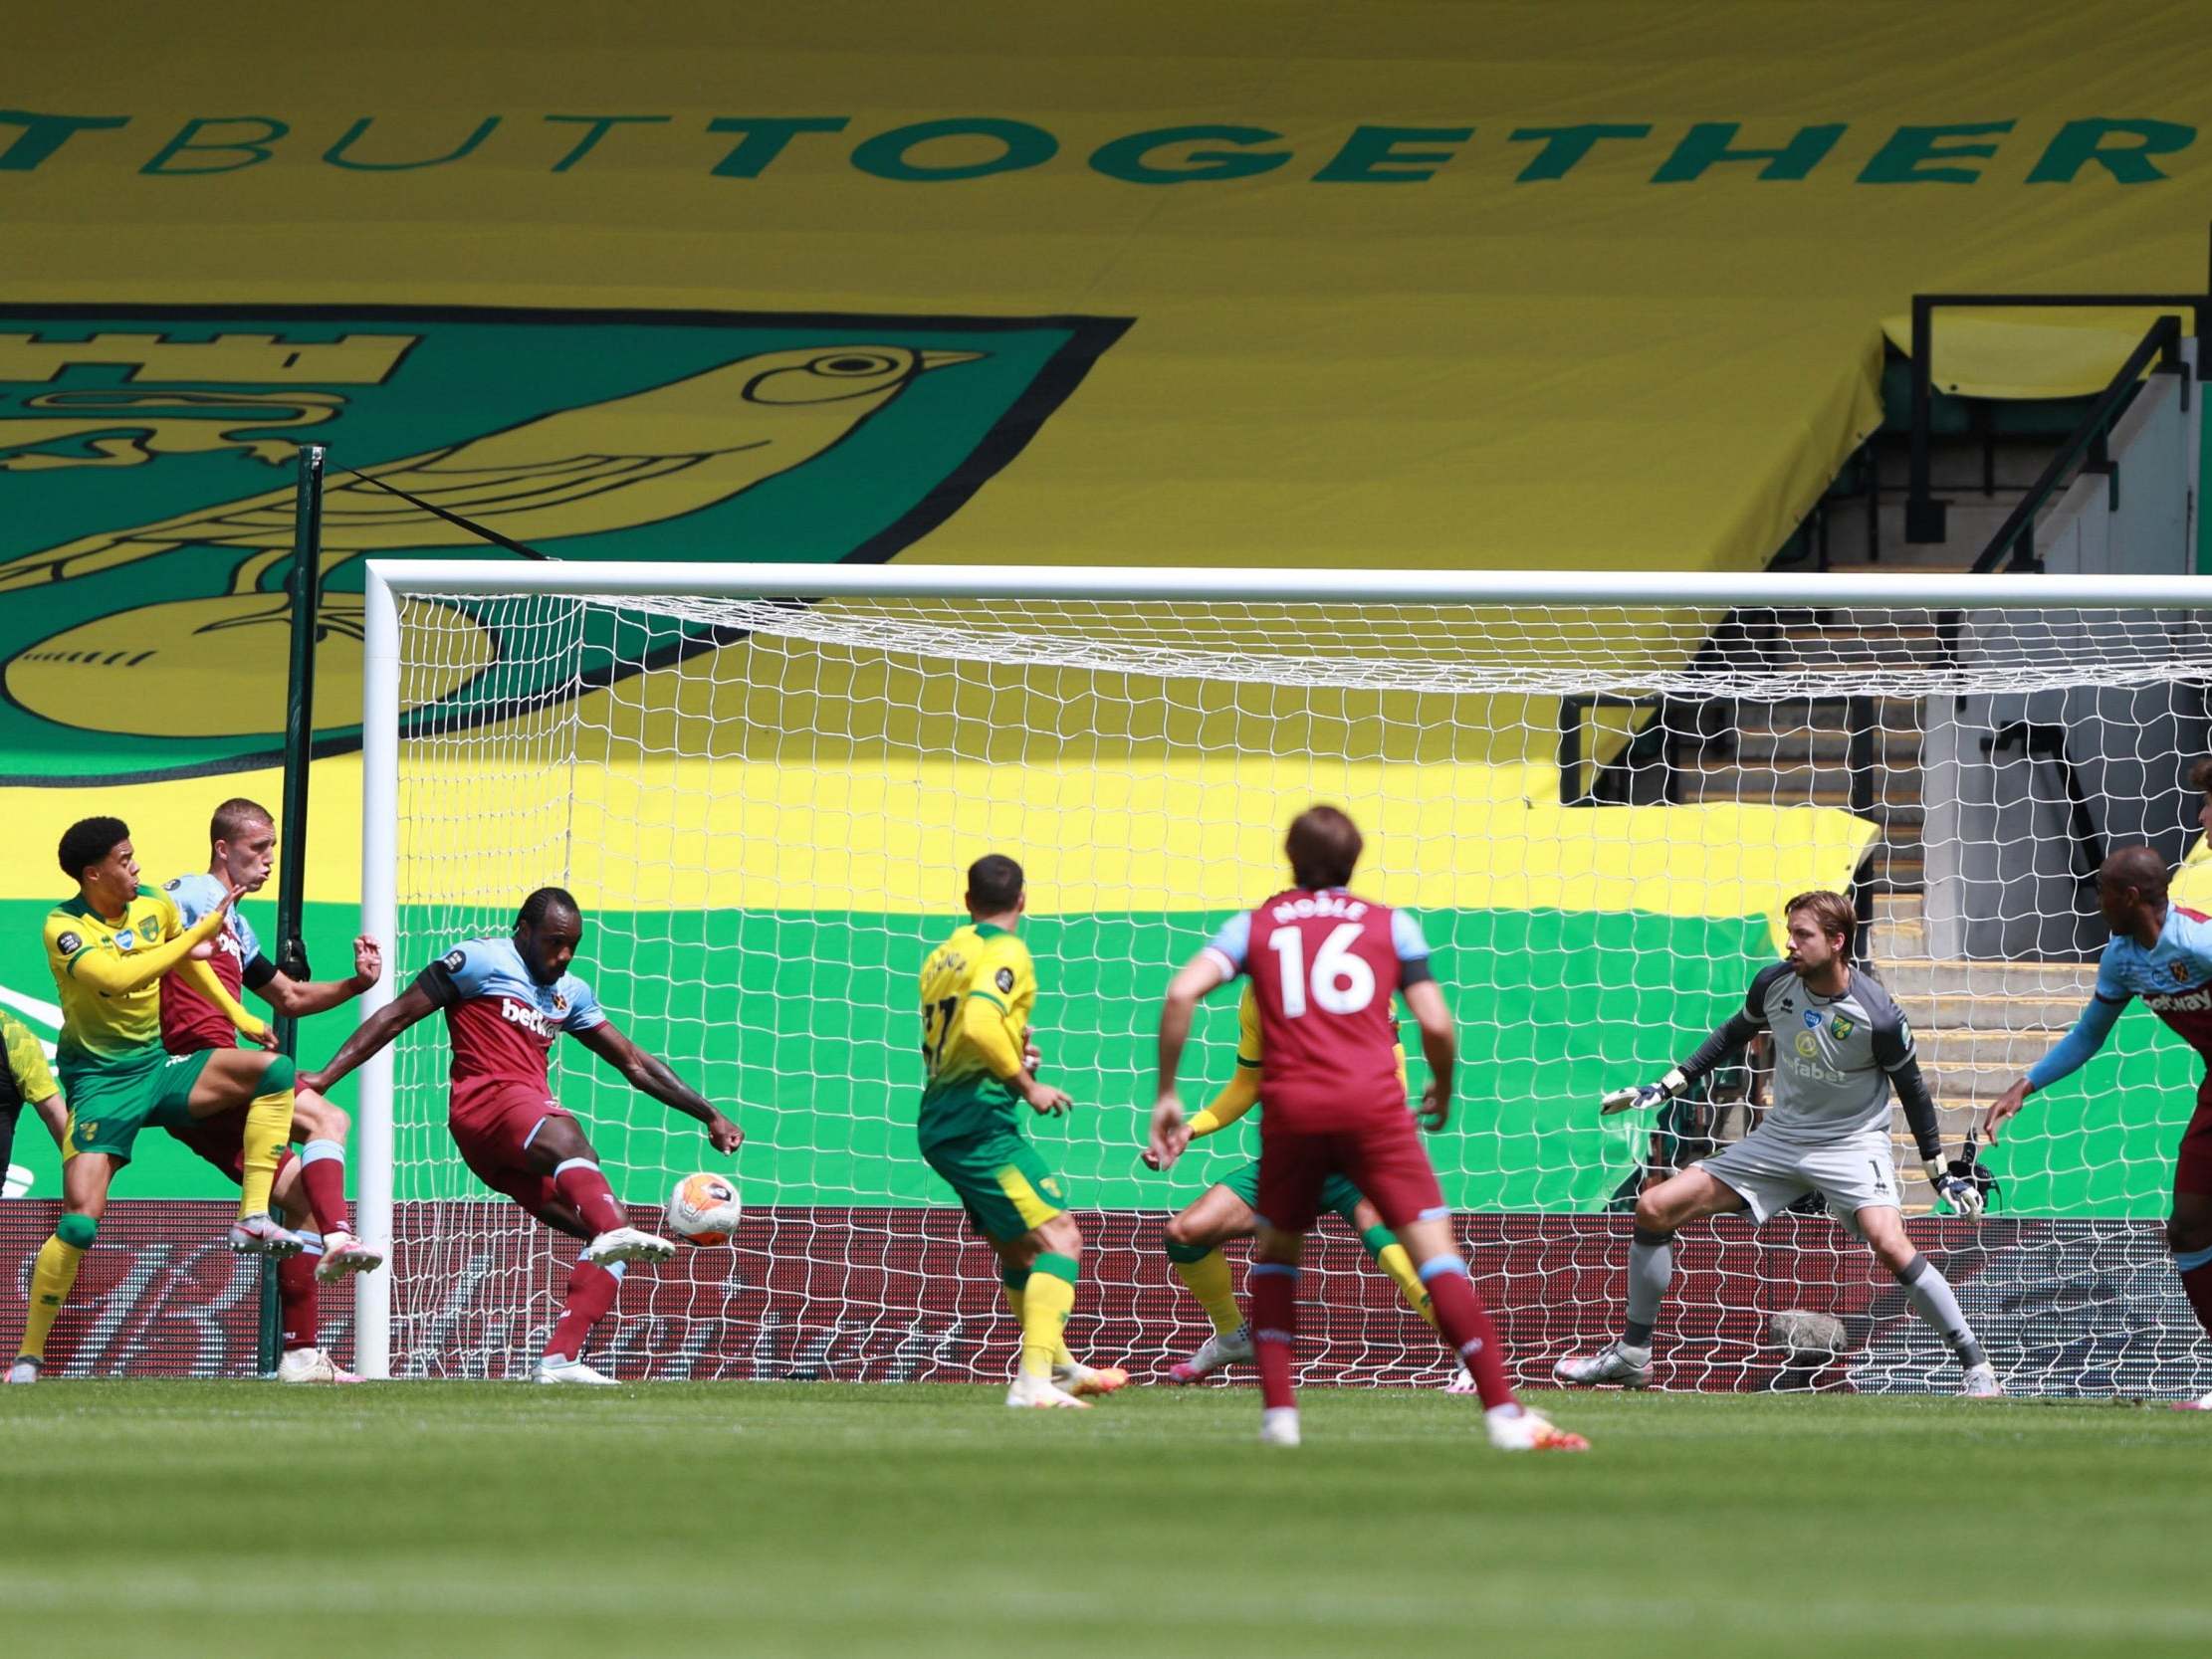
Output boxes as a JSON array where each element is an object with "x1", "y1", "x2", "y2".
[
  {"x1": 1484, "y1": 1406, "x2": 1591, "y2": 1452},
  {"x1": 2168, "y1": 1390, "x2": 2212, "y2": 1411},
  {"x1": 1960, "y1": 1361, "x2": 2003, "y2": 1398},
  {"x1": 535, "y1": 1353, "x2": 620, "y2": 1385},
  {"x1": 5, "y1": 1356, "x2": 40, "y2": 1384},
  {"x1": 1553, "y1": 1340, "x2": 1654, "y2": 1387},
  {"x1": 275, "y1": 1348, "x2": 362, "y2": 1384},
  {"x1": 1053, "y1": 1358, "x2": 1131, "y2": 1397},
  {"x1": 1441, "y1": 1364, "x2": 1480, "y2": 1394},
  {"x1": 1166, "y1": 1325, "x2": 1253, "y2": 1384},
  {"x1": 1005, "y1": 1370, "x2": 1090, "y2": 1408},
  {"x1": 314, "y1": 1230, "x2": 384, "y2": 1283},
  {"x1": 228, "y1": 1212, "x2": 305, "y2": 1257},
  {"x1": 1258, "y1": 1406, "x2": 1301, "y2": 1447},
  {"x1": 581, "y1": 1226, "x2": 676, "y2": 1268}
]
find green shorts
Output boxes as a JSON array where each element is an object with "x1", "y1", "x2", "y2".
[
  {"x1": 62, "y1": 1049, "x2": 213, "y2": 1164},
  {"x1": 1216, "y1": 1156, "x2": 1367, "y2": 1227},
  {"x1": 920, "y1": 1124, "x2": 1068, "y2": 1244}
]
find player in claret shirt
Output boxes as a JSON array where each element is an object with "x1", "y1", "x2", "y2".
[
  {"x1": 161, "y1": 797, "x2": 386, "y2": 1385},
  {"x1": 1151, "y1": 805, "x2": 1584, "y2": 1450},
  {"x1": 301, "y1": 886, "x2": 742, "y2": 1384},
  {"x1": 1984, "y1": 844, "x2": 2212, "y2": 1410}
]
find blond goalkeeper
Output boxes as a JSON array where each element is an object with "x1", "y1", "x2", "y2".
[{"x1": 1146, "y1": 982, "x2": 1474, "y2": 1389}]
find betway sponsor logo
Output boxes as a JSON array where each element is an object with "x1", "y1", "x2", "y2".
[
  {"x1": 499, "y1": 997, "x2": 555, "y2": 1040},
  {"x1": 2144, "y1": 987, "x2": 2212, "y2": 1013}
]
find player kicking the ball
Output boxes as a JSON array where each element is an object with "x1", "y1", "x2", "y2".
[
  {"x1": 1983, "y1": 845, "x2": 2212, "y2": 1411},
  {"x1": 161, "y1": 797, "x2": 386, "y2": 1384},
  {"x1": 1152, "y1": 806, "x2": 1584, "y2": 1450},
  {"x1": 1147, "y1": 982, "x2": 1477, "y2": 1392},
  {"x1": 919, "y1": 855, "x2": 1128, "y2": 1409},
  {"x1": 1557, "y1": 889, "x2": 1998, "y2": 1397},
  {"x1": 301, "y1": 887, "x2": 741, "y2": 1385}
]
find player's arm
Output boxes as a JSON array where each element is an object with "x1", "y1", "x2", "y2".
[
  {"x1": 297, "y1": 981, "x2": 439, "y2": 1096},
  {"x1": 169, "y1": 953, "x2": 274, "y2": 1047},
  {"x1": 58, "y1": 892, "x2": 234, "y2": 997},
  {"x1": 255, "y1": 935, "x2": 385, "y2": 1020},
  {"x1": 1403, "y1": 979, "x2": 1456, "y2": 1132},
  {"x1": 1190, "y1": 1065, "x2": 1259, "y2": 1140},
  {"x1": 3, "y1": 1018, "x2": 66, "y2": 1150},
  {"x1": 570, "y1": 1020, "x2": 742, "y2": 1151},
  {"x1": 1870, "y1": 1010, "x2": 1981, "y2": 1217},
  {"x1": 958, "y1": 990, "x2": 1069, "y2": 1118},
  {"x1": 1601, "y1": 962, "x2": 1778, "y2": 1116},
  {"x1": 1982, "y1": 986, "x2": 2128, "y2": 1142},
  {"x1": 1152, "y1": 950, "x2": 1234, "y2": 1168}
]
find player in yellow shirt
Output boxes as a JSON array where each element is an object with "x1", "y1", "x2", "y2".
[
  {"x1": 7, "y1": 816, "x2": 304, "y2": 1384},
  {"x1": 1, "y1": 1008, "x2": 67, "y2": 1189},
  {"x1": 1146, "y1": 983, "x2": 1477, "y2": 1389},
  {"x1": 919, "y1": 854, "x2": 1127, "y2": 1409}
]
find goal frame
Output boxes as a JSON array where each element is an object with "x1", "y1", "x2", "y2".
[{"x1": 355, "y1": 559, "x2": 2212, "y2": 1380}]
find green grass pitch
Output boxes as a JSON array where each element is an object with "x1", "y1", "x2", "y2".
[{"x1": 2, "y1": 1383, "x2": 2203, "y2": 1658}]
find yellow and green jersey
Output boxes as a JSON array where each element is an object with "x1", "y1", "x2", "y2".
[
  {"x1": 43, "y1": 886, "x2": 190, "y2": 1079},
  {"x1": 917, "y1": 922, "x2": 1036, "y2": 1144},
  {"x1": 0, "y1": 1009, "x2": 59, "y2": 1112}
]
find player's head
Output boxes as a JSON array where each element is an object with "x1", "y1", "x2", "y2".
[
  {"x1": 1782, "y1": 890, "x2": 1854, "y2": 978},
  {"x1": 2190, "y1": 757, "x2": 2212, "y2": 841},
  {"x1": 1285, "y1": 805, "x2": 1361, "y2": 890},
  {"x1": 513, "y1": 886, "x2": 583, "y2": 985},
  {"x1": 2096, "y1": 845, "x2": 2169, "y2": 932},
  {"x1": 966, "y1": 854, "x2": 1025, "y2": 924},
  {"x1": 58, "y1": 815, "x2": 135, "y2": 906},
  {"x1": 209, "y1": 797, "x2": 277, "y2": 893}
]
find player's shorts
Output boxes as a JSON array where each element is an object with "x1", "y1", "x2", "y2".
[
  {"x1": 1253, "y1": 1109, "x2": 1446, "y2": 1234},
  {"x1": 449, "y1": 1084, "x2": 576, "y2": 1222},
  {"x1": 2177, "y1": 1077, "x2": 2212, "y2": 1197},
  {"x1": 61, "y1": 1049, "x2": 214, "y2": 1165},
  {"x1": 166, "y1": 1102, "x2": 298, "y2": 1187},
  {"x1": 919, "y1": 1123, "x2": 1067, "y2": 1244},
  {"x1": 1696, "y1": 1124, "x2": 1898, "y2": 1225},
  {"x1": 1216, "y1": 1157, "x2": 1367, "y2": 1227}
]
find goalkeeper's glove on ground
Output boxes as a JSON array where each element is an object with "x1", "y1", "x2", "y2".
[{"x1": 1601, "y1": 1067, "x2": 1687, "y2": 1115}]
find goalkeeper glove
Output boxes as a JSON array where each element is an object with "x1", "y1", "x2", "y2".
[
  {"x1": 1924, "y1": 1157, "x2": 1987, "y2": 1219},
  {"x1": 1601, "y1": 1067, "x2": 1687, "y2": 1116}
]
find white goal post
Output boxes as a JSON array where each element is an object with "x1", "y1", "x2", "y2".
[{"x1": 355, "y1": 561, "x2": 2212, "y2": 1392}]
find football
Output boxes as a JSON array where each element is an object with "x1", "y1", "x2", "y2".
[{"x1": 665, "y1": 1172, "x2": 743, "y2": 1246}]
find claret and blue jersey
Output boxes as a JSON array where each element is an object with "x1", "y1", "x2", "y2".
[
  {"x1": 2031, "y1": 905, "x2": 2212, "y2": 1091},
  {"x1": 416, "y1": 934, "x2": 606, "y2": 1105}
]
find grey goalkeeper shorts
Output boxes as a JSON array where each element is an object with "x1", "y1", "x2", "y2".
[{"x1": 1694, "y1": 1124, "x2": 1899, "y2": 1226}]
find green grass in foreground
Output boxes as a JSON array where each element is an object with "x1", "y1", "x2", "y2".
[{"x1": 1, "y1": 1384, "x2": 2204, "y2": 1659}]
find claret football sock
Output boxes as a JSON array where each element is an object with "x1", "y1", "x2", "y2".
[
  {"x1": 547, "y1": 1257, "x2": 625, "y2": 1361},
  {"x1": 552, "y1": 1158, "x2": 628, "y2": 1236},
  {"x1": 2173, "y1": 1242, "x2": 2212, "y2": 1340},
  {"x1": 1249, "y1": 1261, "x2": 1299, "y2": 1412},
  {"x1": 1419, "y1": 1255, "x2": 1515, "y2": 1410}
]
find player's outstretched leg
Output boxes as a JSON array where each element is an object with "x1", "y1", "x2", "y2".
[
  {"x1": 1555, "y1": 1225, "x2": 1666, "y2": 1388},
  {"x1": 1000, "y1": 1264, "x2": 1129, "y2": 1398},
  {"x1": 1002, "y1": 1216, "x2": 1096, "y2": 1408},
  {"x1": 192, "y1": 1051, "x2": 305, "y2": 1256},
  {"x1": 293, "y1": 1093, "x2": 381, "y2": 1282},
  {"x1": 1859, "y1": 1207, "x2": 1998, "y2": 1397},
  {"x1": 1161, "y1": 1182, "x2": 1256, "y2": 1382},
  {"x1": 529, "y1": 1126, "x2": 672, "y2": 1268},
  {"x1": 538, "y1": 1252, "x2": 627, "y2": 1385},
  {"x1": 269, "y1": 1173, "x2": 359, "y2": 1384}
]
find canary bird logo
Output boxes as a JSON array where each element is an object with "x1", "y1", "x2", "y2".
[{"x1": 0, "y1": 307, "x2": 1128, "y2": 782}]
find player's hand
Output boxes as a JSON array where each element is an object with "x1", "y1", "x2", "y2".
[
  {"x1": 219, "y1": 880, "x2": 251, "y2": 916},
  {"x1": 705, "y1": 1112, "x2": 744, "y2": 1153},
  {"x1": 1601, "y1": 1068, "x2": 1686, "y2": 1116},
  {"x1": 1980, "y1": 1079, "x2": 2031, "y2": 1144},
  {"x1": 1419, "y1": 1078, "x2": 1451, "y2": 1132},
  {"x1": 187, "y1": 939, "x2": 216, "y2": 961},
  {"x1": 1925, "y1": 1159, "x2": 1987, "y2": 1220},
  {"x1": 1023, "y1": 1037, "x2": 1043, "y2": 1073},
  {"x1": 1147, "y1": 1091, "x2": 1190, "y2": 1170},
  {"x1": 1020, "y1": 1076, "x2": 1072, "y2": 1117},
  {"x1": 352, "y1": 935, "x2": 384, "y2": 985},
  {"x1": 246, "y1": 1020, "x2": 279, "y2": 1051}
]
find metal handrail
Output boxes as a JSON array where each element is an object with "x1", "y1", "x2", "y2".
[
  {"x1": 1967, "y1": 313, "x2": 2185, "y2": 573},
  {"x1": 1904, "y1": 291, "x2": 2210, "y2": 543}
]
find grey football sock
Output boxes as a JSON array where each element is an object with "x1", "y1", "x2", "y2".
[
  {"x1": 1894, "y1": 1252, "x2": 1986, "y2": 1369},
  {"x1": 1624, "y1": 1226, "x2": 1673, "y2": 1348}
]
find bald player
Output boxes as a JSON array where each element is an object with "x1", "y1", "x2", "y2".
[{"x1": 1984, "y1": 845, "x2": 2212, "y2": 1411}]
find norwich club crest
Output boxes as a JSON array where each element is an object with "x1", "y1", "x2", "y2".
[{"x1": 0, "y1": 306, "x2": 1127, "y2": 783}]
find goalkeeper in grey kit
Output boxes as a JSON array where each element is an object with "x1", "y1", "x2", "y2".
[{"x1": 1556, "y1": 890, "x2": 2000, "y2": 1396}]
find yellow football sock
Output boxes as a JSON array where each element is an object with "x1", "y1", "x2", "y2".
[
  {"x1": 20, "y1": 1232, "x2": 87, "y2": 1362},
  {"x1": 1172, "y1": 1247, "x2": 1243, "y2": 1337},
  {"x1": 1377, "y1": 1241, "x2": 1437, "y2": 1328},
  {"x1": 1021, "y1": 1253, "x2": 1079, "y2": 1380},
  {"x1": 238, "y1": 1086, "x2": 296, "y2": 1218},
  {"x1": 1003, "y1": 1281, "x2": 1079, "y2": 1367}
]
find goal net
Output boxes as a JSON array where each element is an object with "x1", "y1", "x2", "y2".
[{"x1": 358, "y1": 565, "x2": 2212, "y2": 1397}]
